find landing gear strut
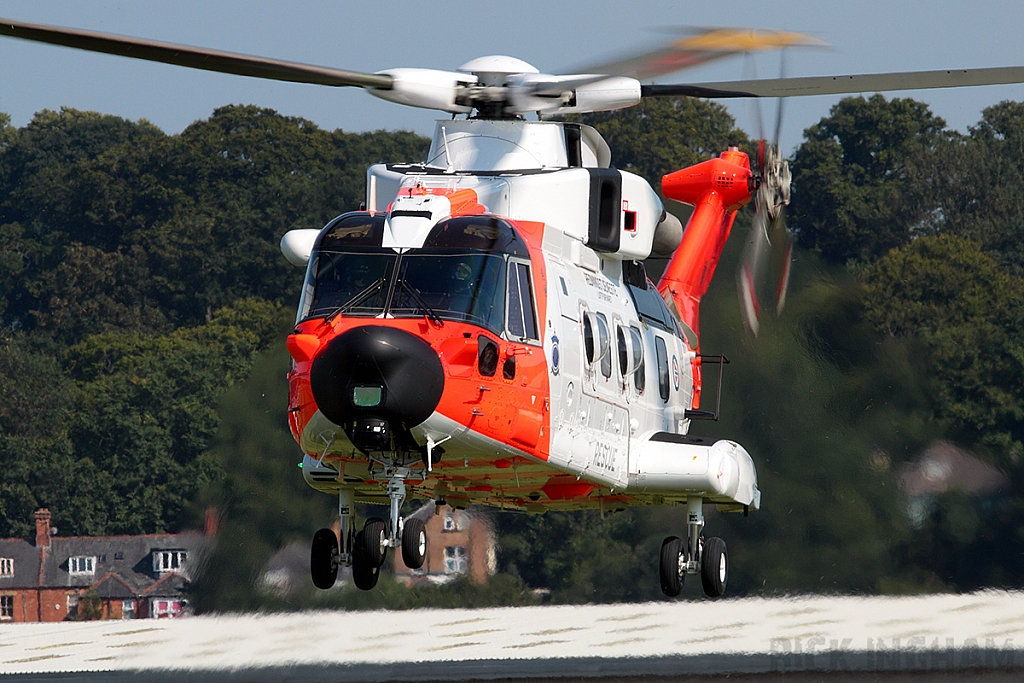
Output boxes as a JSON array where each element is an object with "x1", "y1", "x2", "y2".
[
  {"x1": 310, "y1": 467, "x2": 431, "y2": 591},
  {"x1": 659, "y1": 496, "x2": 729, "y2": 598}
]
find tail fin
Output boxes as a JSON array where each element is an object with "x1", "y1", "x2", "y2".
[{"x1": 656, "y1": 147, "x2": 753, "y2": 406}]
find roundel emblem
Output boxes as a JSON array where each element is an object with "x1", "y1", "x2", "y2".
[
  {"x1": 671, "y1": 356, "x2": 680, "y2": 391},
  {"x1": 550, "y1": 334, "x2": 560, "y2": 376}
]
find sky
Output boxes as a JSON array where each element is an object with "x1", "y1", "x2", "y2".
[{"x1": 3, "y1": 1, "x2": 1024, "y2": 156}]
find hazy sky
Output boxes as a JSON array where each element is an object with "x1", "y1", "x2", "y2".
[{"x1": 3, "y1": 1, "x2": 1024, "y2": 155}]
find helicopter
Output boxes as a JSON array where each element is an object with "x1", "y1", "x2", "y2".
[{"x1": 5, "y1": 17, "x2": 1024, "y2": 598}]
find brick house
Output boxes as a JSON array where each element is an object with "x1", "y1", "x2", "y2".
[
  {"x1": 393, "y1": 503, "x2": 496, "y2": 585},
  {"x1": 0, "y1": 509, "x2": 211, "y2": 622}
]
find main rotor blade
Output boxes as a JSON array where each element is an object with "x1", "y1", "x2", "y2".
[
  {"x1": 644, "y1": 66, "x2": 1024, "y2": 99},
  {"x1": 0, "y1": 16, "x2": 393, "y2": 90},
  {"x1": 573, "y1": 27, "x2": 823, "y2": 82}
]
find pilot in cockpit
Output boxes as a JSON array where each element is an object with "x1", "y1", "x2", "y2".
[{"x1": 446, "y1": 262, "x2": 475, "y2": 314}]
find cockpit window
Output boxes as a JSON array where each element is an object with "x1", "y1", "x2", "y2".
[
  {"x1": 297, "y1": 211, "x2": 533, "y2": 340},
  {"x1": 305, "y1": 251, "x2": 397, "y2": 319},
  {"x1": 320, "y1": 213, "x2": 386, "y2": 248},
  {"x1": 506, "y1": 260, "x2": 539, "y2": 341},
  {"x1": 390, "y1": 251, "x2": 506, "y2": 334},
  {"x1": 423, "y1": 216, "x2": 530, "y2": 257}
]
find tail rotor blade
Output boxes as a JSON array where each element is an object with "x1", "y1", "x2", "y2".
[{"x1": 737, "y1": 203, "x2": 772, "y2": 337}]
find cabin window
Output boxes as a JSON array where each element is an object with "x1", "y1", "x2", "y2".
[
  {"x1": 68, "y1": 556, "x2": 95, "y2": 575},
  {"x1": 656, "y1": 337, "x2": 670, "y2": 401},
  {"x1": 506, "y1": 260, "x2": 539, "y2": 342},
  {"x1": 583, "y1": 313, "x2": 595, "y2": 363},
  {"x1": 616, "y1": 324, "x2": 646, "y2": 391},
  {"x1": 596, "y1": 313, "x2": 611, "y2": 379},
  {"x1": 626, "y1": 278, "x2": 681, "y2": 336},
  {"x1": 631, "y1": 326, "x2": 646, "y2": 393},
  {"x1": 616, "y1": 325, "x2": 630, "y2": 378},
  {"x1": 0, "y1": 558, "x2": 12, "y2": 576}
]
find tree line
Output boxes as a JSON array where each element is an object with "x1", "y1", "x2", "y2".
[{"x1": 1, "y1": 94, "x2": 1022, "y2": 608}]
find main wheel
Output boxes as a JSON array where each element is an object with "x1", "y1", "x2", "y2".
[
  {"x1": 352, "y1": 528, "x2": 381, "y2": 590},
  {"x1": 701, "y1": 536, "x2": 728, "y2": 597},
  {"x1": 401, "y1": 517, "x2": 426, "y2": 569},
  {"x1": 659, "y1": 536, "x2": 684, "y2": 597},
  {"x1": 310, "y1": 528, "x2": 339, "y2": 590},
  {"x1": 362, "y1": 517, "x2": 388, "y2": 567}
]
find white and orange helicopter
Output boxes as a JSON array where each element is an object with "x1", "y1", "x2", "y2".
[{"x1": 6, "y1": 17, "x2": 1024, "y2": 597}]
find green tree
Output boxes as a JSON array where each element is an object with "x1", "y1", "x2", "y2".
[
  {"x1": 861, "y1": 234, "x2": 1024, "y2": 464},
  {"x1": 790, "y1": 95, "x2": 951, "y2": 265}
]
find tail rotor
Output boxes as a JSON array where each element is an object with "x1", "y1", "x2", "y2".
[{"x1": 737, "y1": 54, "x2": 793, "y2": 338}]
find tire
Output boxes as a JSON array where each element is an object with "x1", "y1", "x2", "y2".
[
  {"x1": 701, "y1": 536, "x2": 728, "y2": 598},
  {"x1": 659, "y1": 536, "x2": 684, "y2": 597},
  {"x1": 310, "y1": 528, "x2": 339, "y2": 590},
  {"x1": 401, "y1": 517, "x2": 426, "y2": 569},
  {"x1": 352, "y1": 529, "x2": 381, "y2": 590},
  {"x1": 362, "y1": 517, "x2": 388, "y2": 567}
]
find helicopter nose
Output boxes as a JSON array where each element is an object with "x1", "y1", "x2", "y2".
[{"x1": 309, "y1": 326, "x2": 445, "y2": 451}]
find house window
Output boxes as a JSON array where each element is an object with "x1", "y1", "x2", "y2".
[
  {"x1": 68, "y1": 556, "x2": 95, "y2": 575},
  {"x1": 153, "y1": 550, "x2": 187, "y2": 573},
  {"x1": 151, "y1": 598, "x2": 184, "y2": 619},
  {"x1": 0, "y1": 558, "x2": 13, "y2": 576},
  {"x1": 443, "y1": 509, "x2": 460, "y2": 532},
  {"x1": 122, "y1": 599, "x2": 135, "y2": 620},
  {"x1": 0, "y1": 595, "x2": 12, "y2": 619},
  {"x1": 444, "y1": 546, "x2": 467, "y2": 574}
]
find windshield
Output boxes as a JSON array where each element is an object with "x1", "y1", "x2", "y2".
[
  {"x1": 305, "y1": 251, "x2": 397, "y2": 319},
  {"x1": 391, "y1": 252, "x2": 506, "y2": 333},
  {"x1": 296, "y1": 213, "x2": 524, "y2": 337}
]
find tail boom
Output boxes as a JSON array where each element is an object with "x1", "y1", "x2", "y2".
[{"x1": 656, "y1": 147, "x2": 753, "y2": 407}]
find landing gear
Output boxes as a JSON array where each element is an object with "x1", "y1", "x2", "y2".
[
  {"x1": 352, "y1": 524, "x2": 382, "y2": 590},
  {"x1": 402, "y1": 517, "x2": 426, "y2": 569},
  {"x1": 361, "y1": 517, "x2": 388, "y2": 567},
  {"x1": 310, "y1": 528, "x2": 339, "y2": 589},
  {"x1": 310, "y1": 467, "x2": 432, "y2": 591},
  {"x1": 659, "y1": 496, "x2": 730, "y2": 599},
  {"x1": 701, "y1": 536, "x2": 728, "y2": 597},
  {"x1": 659, "y1": 536, "x2": 684, "y2": 597}
]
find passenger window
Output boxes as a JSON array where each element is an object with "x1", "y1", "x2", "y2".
[
  {"x1": 656, "y1": 337, "x2": 669, "y2": 401},
  {"x1": 507, "y1": 261, "x2": 539, "y2": 341},
  {"x1": 596, "y1": 313, "x2": 611, "y2": 379},
  {"x1": 617, "y1": 326, "x2": 629, "y2": 378},
  {"x1": 631, "y1": 326, "x2": 645, "y2": 393},
  {"x1": 583, "y1": 313, "x2": 595, "y2": 364}
]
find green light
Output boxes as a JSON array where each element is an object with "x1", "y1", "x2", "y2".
[
  {"x1": 352, "y1": 386, "x2": 383, "y2": 407},
  {"x1": 298, "y1": 462, "x2": 303, "y2": 468}
]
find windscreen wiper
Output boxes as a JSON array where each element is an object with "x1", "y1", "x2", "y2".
[
  {"x1": 397, "y1": 279, "x2": 444, "y2": 326},
  {"x1": 322, "y1": 277, "x2": 386, "y2": 323}
]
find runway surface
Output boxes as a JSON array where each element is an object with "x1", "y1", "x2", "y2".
[{"x1": 2, "y1": 591, "x2": 1023, "y2": 681}]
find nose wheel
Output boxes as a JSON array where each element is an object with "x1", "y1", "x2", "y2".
[
  {"x1": 310, "y1": 527, "x2": 339, "y2": 589},
  {"x1": 311, "y1": 473, "x2": 431, "y2": 591},
  {"x1": 658, "y1": 496, "x2": 729, "y2": 598}
]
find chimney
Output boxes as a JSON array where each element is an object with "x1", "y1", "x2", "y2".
[
  {"x1": 203, "y1": 507, "x2": 220, "y2": 537},
  {"x1": 35, "y1": 508, "x2": 51, "y2": 548}
]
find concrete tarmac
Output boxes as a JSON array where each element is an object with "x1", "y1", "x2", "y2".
[{"x1": 2, "y1": 591, "x2": 1022, "y2": 682}]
